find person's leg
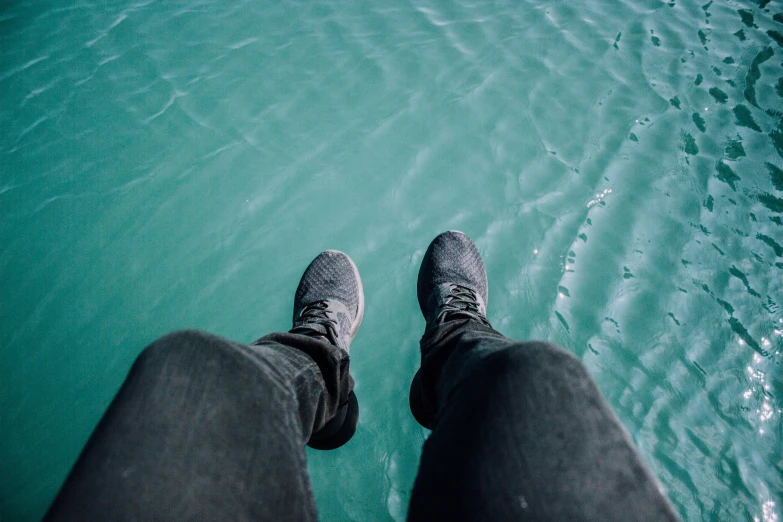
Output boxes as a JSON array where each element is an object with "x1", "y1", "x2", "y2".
[
  {"x1": 45, "y1": 250, "x2": 364, "y2": 521},
  {"x1": 408, "y1": 231, "x2": 679, "y2": 522}
]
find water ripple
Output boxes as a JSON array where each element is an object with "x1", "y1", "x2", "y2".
[{"x1": 2, "y1": 0, "x2": 782, "y2": 520}]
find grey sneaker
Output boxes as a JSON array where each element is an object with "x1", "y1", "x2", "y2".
[
  {"x1": 417, "y1": 230, "x2": 490, "y2": 330},
  {"x1": 291, "y1": 250, "x2": 364, "y2": 352},
  {"x1": 291, "y1": 250, "x2": 363, "y2": 451},
  {"x1": 411, "y1": 231, "x2": 490, "y2": 429}
]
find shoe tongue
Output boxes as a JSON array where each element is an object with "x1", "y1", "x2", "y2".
[
  {"x1": 290, "y1": 299, "x2": 353, "y2": 352},
  {"x1": 425, "y1": 283, "x2": 489, "y2": 328},
  {"x1": 431, "y1": 283, "x2": 486, "y2": 313},
  {"x1": 291, "y1": 322, "x2": 329, "y2": 337}
]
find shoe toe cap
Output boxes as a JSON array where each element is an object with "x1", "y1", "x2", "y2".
[
  {"x1": 295, "y1": 251, "x2": 361, "y2": 318},
  {"x1": 417, "y1": 231, "x2": 488, "y2": 310}
]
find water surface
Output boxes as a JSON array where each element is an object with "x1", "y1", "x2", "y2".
[{"x1": 2, "y1": 0, "x2": 782, "y2": 520}]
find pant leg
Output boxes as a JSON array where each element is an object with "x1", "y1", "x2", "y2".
[
  {"x1": 408, "y1": 319, "x2": 680, "y2": 522},
  {"x1": 44, "y1": 329, "x2": 354, "y2": 521}
]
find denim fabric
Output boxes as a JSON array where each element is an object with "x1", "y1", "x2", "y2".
[
  {"x1": 45, "y1": 323, "x2": 679, "y2": 521},
  {"x1": 408, "y1": 318, "x2": 680, "y2": 521},
  {"x1": 44, "y1": 330, "x2": 352, "y2": 521}
]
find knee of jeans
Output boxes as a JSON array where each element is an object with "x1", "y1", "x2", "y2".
[
  {"x1": 134, "y1": 330, "x2": 229, "y2": 372},
  {"x1": 470, "y1": 341, "x2": 589, "y2": 386},
  {"x1": 131, "y1": 331, "x2": 300, "y2": 416}
]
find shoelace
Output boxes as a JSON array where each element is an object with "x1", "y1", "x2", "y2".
[
  {"x1": 292, "y1": 300, "x2": 339, "y2": 343},
  {"x1": 437, "y1": 284, "x2": 491, "y2": 326}
]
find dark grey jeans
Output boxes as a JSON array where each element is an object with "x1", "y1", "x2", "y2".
[{"x1": 44, "y1": 320, "x2": 680, "y2": 521}]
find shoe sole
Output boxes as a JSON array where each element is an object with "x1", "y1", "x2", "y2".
[{"x1": 325, "y1": 249, "x2": 364, "y2": 339}]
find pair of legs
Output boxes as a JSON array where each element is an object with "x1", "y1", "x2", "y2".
[{"x1": 45, "y1": 232, "x2": 680, "y2": 521}]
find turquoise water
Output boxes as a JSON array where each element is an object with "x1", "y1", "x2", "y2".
[{"x1": 2, "y1": 0, "x2": 782, "y2": 519}]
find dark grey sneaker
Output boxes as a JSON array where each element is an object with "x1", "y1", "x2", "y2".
[
  {"x1": 290, "y1": 250, "x2": 363, "y2": 451},
  {"x1": 417, "y1": 230, "x2": 491, "y2": 330},
  {"x1": 411, "y1": 231, "x2": 491, "y2": 428},
  {"x1": 291, "y1": 250, "x2": 364, "y2": 352}
]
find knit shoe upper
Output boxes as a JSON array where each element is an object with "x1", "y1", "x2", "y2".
[
  {"x1": 291, "y1": 250, "x2": 364, "y2": 352},
  {"x1": 417, "y1": 231, "x2": 490, "y2": 330}
]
